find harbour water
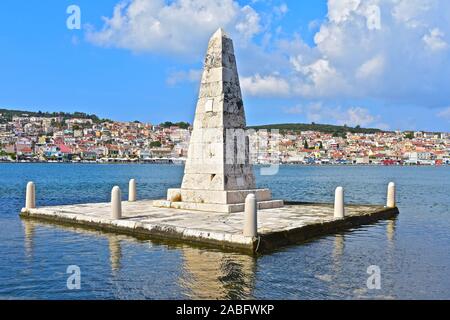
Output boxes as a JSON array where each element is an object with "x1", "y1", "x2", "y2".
[{"x1": 0, "y1": 164, "x2": 449, "y2": 299}]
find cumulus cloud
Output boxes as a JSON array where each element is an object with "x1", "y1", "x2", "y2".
[
  {"x1": 423, "y1": 28, "x2": 448, "y2": 51},
  {"x1": 327, "y1": 0, "x2": 361, "y2": 23},
  {"x1": 241, "y1": 74, "x2": 290, "y2": 97},
  {"x1": 87, "y1": 0, "x2": 450, "y2": 113},
  {"x1": 303, "y1": 0, "x2": 449, "y2": 102},
  {"x1": 284, "y1": 103, "x2": 385, "y2": 128},
  {"x1": 290, "y1": 57, "x2": 351, "y2": 97},
  {"x1": 86, "y1": 0, "x2": 261, "y2": 56},
  {"x1": 246, "y1": 0, "x2": 450, "y2": 109},
  {"x1": 356, "y1": 55, "x2": 385, "y2": 79}
]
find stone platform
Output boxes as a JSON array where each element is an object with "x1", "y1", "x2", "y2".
[{"x1": 20, "y1": 200, "x2": 399, "y2": 254}]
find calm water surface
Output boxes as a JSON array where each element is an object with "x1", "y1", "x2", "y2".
[{"x1": 0, "y1": 164, "x2": 449, "y2": 299}]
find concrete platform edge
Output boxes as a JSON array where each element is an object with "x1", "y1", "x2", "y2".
[{"x1": 19, "y1": 204, "x2": 399, "y2": 255}]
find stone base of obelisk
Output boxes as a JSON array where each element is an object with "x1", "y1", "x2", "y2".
[{"x1": 153, "y1": 188, "x2": 284, "y2": 213}]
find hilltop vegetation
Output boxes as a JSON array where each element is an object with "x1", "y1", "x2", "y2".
[
  {"x1": 159, "y1": 121, "x2": 191, "y2": 129},
  {"x1": 248, "y1": 122, "x2": 385, "y2": 137},
  {"x1": 1, "y1": 107, "x2": 387, "y2": 135},
  {"x1": 0, "y1": 108, "x2": 111, "y2": 124}
]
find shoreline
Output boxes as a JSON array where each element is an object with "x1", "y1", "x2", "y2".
[{"x1": 1, "y1": 160, "x2": 449, "y2": 167}]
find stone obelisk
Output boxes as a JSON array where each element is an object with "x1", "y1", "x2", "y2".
[{"x1": 154, "y1": 28, "x2": 283, "y2": 213}]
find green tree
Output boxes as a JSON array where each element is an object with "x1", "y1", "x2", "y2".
[
  {"x1": 160, "y1": 121, "x2": 173, "y2": 128},
  {"x1": 160, "y1": 121, "x2": 190, "y2": 129},
  {"x1": 150, "y1": 141, "x2": 162, "y2": 148},
  {"x1": 176, "y1": 122, "x2": 190, "y2": 129}
]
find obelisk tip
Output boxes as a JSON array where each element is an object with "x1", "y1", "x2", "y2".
[{"x1": 211, "y1": 28, "x2": 229, "y2": 39}]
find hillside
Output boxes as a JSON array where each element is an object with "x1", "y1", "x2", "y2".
[
  {"x1": 0, "y1": 107, "x2": 386, "y2": 135},
  {"x1": 0, "y1": 108, "x2": 110, "y2": 123},
  {"x1": 248, "y1": 123, "x2": 385, "y2": 136}
]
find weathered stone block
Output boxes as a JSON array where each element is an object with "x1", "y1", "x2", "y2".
[
  {"x1": 179, "y1": 189, "x2": 272, "y2": 205},
  {"x1": 167, "y1": 188, "x2": 182, "y2": 202}
]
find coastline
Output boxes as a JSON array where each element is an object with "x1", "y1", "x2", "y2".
[{"x1": 1, "y1": 160, "x2": 449, "y2": 167}]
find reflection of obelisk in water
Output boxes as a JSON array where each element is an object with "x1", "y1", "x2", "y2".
[
  {"x1": 22, "y1": 219, "x2": 36, "y2": 258},
  {"x1": 108, "y1": 235, "x2": 122, "y2": 272},
  {"x1": 180, "y1": 248, "x2": 256, "y2": 299}
]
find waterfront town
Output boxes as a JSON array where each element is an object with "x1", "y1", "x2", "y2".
[{"x1": 1, "y1": 110, "x2": 449, "y2": 166}]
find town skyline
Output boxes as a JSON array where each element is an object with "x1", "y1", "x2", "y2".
[
  {"x1": 0, "y1": 106, "x2": 448, "y2": 134},
  {"x1": 1, "y1": 107, "x2": 449, "y2": 166},
  {"x1": 1, "y1": 1, "x2": 450, "y2": 132}
]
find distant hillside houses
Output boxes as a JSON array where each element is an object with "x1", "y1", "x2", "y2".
[{"x1": 0, "y1": 110, "x2": 449, "y2": 165}]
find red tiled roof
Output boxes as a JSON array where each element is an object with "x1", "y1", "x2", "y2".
[{"x1": 57, "y1": 144, "x2": 71, "y2": 153}]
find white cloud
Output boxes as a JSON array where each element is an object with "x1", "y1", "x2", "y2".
[
  {"x1": 392, "y1": 0, "x2": 434, "y2": 28},
  {"x1": 86, "y1": 0, "x2": 262, "y2": 56},
  {"x1": 290, "y1": 58, "x2": 351, "y2": 97},
  {"x1": 356, "y1": 55, "x2": 385, "y2": 79},
  {"x1": 244, "y1": 0, "x2": 450, "y2": 109},
  {"x1": 273, "y1": 3, "x2": 288, "y2": 17},
  {"x1": 87, "y1": 0, "x2": 450, "y2": 111},
  {"x1": 423, "y1": 28, "x2": 448, "y2": 51},
  {"x1": 284, "y1": 103, "x2": 382, "y2": 127},
  {"x1": 236, "y1": 5, "x2": 261, "y2": 40},
  {"x1": 342, "y1": 106, "x2": 376, "y2": 126},
  {"x1": 241, "y1": 74, "x2": 290, "y2": 97},
  {"x1": 327, "y1": 0, "x2": 361, "y2": 23}
]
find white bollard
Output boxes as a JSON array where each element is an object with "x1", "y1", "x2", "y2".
[
  {"x1": 111, "y1": 186, "x2": 122, "y2": 219},
  {"x1": 128, "y1": 179, "x2": 136, "y2": 202},
  {"x1": 334, "y1": 187, "x2": 345, "y2": 219},
  {"x1": 387, "y1": 182, "x2": 396, "y2": 208},
  {"x1": 243, "y1": 194, "x2": 257, "y2": 237},
  {"x1": 25, "y1": 181, "x2": 36, "y2": 209}
]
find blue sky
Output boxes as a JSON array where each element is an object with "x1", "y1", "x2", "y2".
[{"x1": 1, "y1": 0, "x2": 449, "y2": 132}]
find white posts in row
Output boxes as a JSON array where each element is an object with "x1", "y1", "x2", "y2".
[
  {"x1": 243, "y1": 194, "x2": 257, "y2": 237},
  {"x1": 334, "y1": 187, "x2": 344, "y2": 219},
  {"x1": 387, "y1": 182, "x2": 396, "y2": 208},
  {"x1": 129, "y1": 179, "x2": 136, "y2": 202},
  {"x1": 24, "y1": 179, "x2": 396, "y2": 232},
  {"x1": 110, "y1": 179, "x2": 137, "y2": 219},
  {"x1": 333, "y1": 182, "x2": 396, "y2": 219},
  {"x1": 24, "y1": 179, "x2": 137, "y2": 214},
  {"x1": 25, "y1": 182, "x2": 36, "y2": 209},
  {"x1": 111, "y1": 186, "x2": 122, "y2": 219}
]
